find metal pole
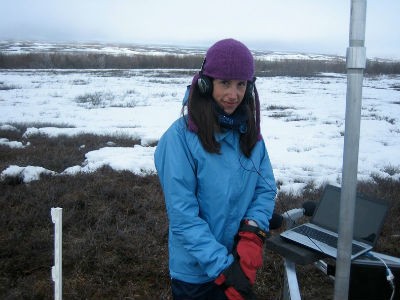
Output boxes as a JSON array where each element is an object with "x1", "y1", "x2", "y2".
[
  {"x1": 334, "y1": 1, "x2": 367, "y2": 299},
  {"x1": 283, "y1": 259, "x2": 301, "y2": 300},
  {"x1": 282, "y1": 209, "x2": 305, "y2": 300},
  {"x1": 51, "y1": 207, "x2": 63, "y2": 300}
]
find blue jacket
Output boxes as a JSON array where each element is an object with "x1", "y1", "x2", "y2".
[{"x1": 154, "y1": 117, "x2": 276, "y2": 284}]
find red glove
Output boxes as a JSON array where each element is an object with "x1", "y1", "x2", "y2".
[
  {"x1": 224, "y1": 287, "x2": 245, "y2": 300},
  {"x1": 215, "y1": 274, "x2": 244, "y2": 300},
  {"x1": 235, "y1": 221, "x2": 267, "y2": 285},
  {"x1": 215, "y1": 260, "x2": 255, "y2": 300}
]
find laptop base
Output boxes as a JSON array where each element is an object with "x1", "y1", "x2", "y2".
[{"x1": 265, "y1": 235, "x2": 327, "y2": 265}]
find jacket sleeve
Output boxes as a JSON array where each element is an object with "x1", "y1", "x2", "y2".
[
  {"x1": 154, "y1": 121, "x2": 233, "y2": 278},
  {"x1": 244, "y1": 139, "x2": 277, "y2": 231}
]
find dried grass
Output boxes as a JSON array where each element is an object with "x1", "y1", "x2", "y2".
[{"x1": 0, "y1": 127, "x2": 399, "y2": 299}]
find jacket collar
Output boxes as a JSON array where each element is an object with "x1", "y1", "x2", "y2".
[{"x1": 215, "y1": 129, "x2": 237, "y2": 147}]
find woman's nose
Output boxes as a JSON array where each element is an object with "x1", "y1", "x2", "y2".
[{"x1": 226, "y1": 86, "x2": 239, "y2": 99}]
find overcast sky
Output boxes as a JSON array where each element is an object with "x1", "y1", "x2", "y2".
[{"x1": 1, "y1": 0, "x2": 399, "y2": 59}]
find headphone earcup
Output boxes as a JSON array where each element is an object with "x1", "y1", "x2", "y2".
[{"x1": 197, "y1": 75, "x2": 213, "y2": 96}]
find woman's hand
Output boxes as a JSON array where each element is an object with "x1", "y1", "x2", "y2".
[{"x1": 234, "y1": 221, "x2": 266, "y2": 284}]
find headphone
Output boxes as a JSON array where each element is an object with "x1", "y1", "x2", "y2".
[{"x1": 197, "y1": 58, "x2": 256, "y2": 100}]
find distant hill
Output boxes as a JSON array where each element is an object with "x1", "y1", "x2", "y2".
[
  {"x1": 0, "y1": 41, "x2": 399, "y2": 75},
  {"x1": 0, "y1": 40, "x2": 343, "y2": 61}
]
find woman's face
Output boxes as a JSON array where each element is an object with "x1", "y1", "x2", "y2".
[{"x1": 212, "y1": 79, "x2": 247, "y2": 115}]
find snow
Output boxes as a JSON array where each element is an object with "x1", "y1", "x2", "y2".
[
  {"x1": 63, "y1": 146, "x2": 155, "y2": 176},
  {"x1": 0, "y1": 67, "x2": 399, "y2": 193},
  {"x1": 1, "y1": 165, "x2": 56, "y2": 182},
  {"x1": 0, "y1": 137, "x2": 26, "y2": 148}
]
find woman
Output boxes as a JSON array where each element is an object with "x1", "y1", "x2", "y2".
[{"x1": 154, "y1": 38, "x2": 276, "y2": 300}]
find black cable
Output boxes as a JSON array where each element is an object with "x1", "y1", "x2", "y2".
[{"x1": 238, "y1": 153, "x2": 326, "y2": 254}]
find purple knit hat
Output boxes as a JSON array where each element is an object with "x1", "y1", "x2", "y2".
[{"x1": 202, "y1": 38, "x2": 254, "y2": 80}]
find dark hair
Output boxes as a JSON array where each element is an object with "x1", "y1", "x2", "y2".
[{"x1": 183, "y1": 82, "x2": 258, "y2": 158}]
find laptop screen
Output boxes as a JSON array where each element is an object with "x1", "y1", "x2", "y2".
[{"x1": 311, "y1": 185, "x2": 388, "y2": 245}]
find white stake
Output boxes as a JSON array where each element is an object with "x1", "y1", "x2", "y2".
[{"x1": 51, "y1": 207, "x2": 63, "y2": 300}]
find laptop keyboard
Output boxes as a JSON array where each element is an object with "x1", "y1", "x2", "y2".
[{"x1": 292, "y1": 226, "x2": 365, "y2": 255}]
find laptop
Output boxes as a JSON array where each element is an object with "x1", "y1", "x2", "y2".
[{"x1": 280, "y1": 184, "x2": 388, "y2": 260}]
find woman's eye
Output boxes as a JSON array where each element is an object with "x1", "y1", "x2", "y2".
[{"x1": 238, "y1": 82, "x2": 247, "y2": 89}]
